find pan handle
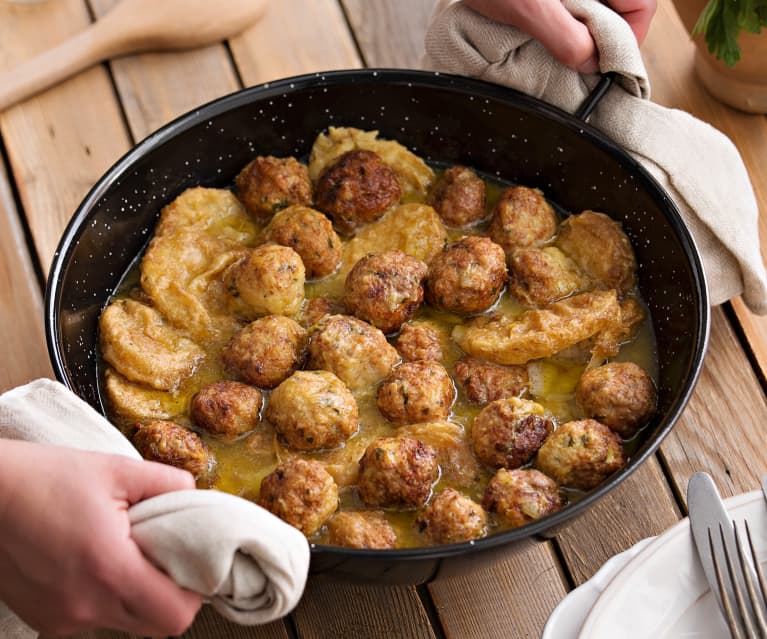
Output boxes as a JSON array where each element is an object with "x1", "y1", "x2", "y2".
[{"x1": 574, "y1": 71, "x2": 617, "y2": 121}]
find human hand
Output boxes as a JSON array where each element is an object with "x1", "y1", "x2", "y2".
[
  {"x1": 0, "y1": 439, "x2": 202, "y2": 636},
  {"x1": 463, "y1": 0, "x2": 657, "y2": 72}
]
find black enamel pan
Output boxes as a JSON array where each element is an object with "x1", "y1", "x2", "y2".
[{"x1": 45, "y1": 69, "x2": 709, "y2": 585}]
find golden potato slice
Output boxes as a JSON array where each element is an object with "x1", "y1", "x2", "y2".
[
  {"x1": 452, "y1": 290, "x2": 621, "y2": 365},
  {"x1": 99, "y1": 299, "x2": 204, "y2": 391},
  {"x1": 103, "y1": 368, "x2": 186, "y2": 422},
  {"x1": 589, "y1": 297, "x2": 646, "y2": 366}
]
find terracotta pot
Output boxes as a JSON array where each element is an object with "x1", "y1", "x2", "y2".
[{"x1": 672, "y1": 0, "x2": 767, "y2": 113}]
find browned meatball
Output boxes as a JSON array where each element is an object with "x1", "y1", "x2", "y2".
[
  {"x1": 266, "y1": 370, "x2": 359, "y2": 451},
  {"x1": 224, "y1": 244, "x2": 305, "y2": 318},
  {"x1": 132, "y1": 419, "x2": 214, "y2": 482},
  {"x1": 327, "y1": 511, "x2": 397, "y2": 549},
  {"x1": 222, "y1": 315, "x2": 307, "y2": 389},
  {"x1": 307, "y1": 314, "x2": 400, "y2": 391},
  {"x1": 535, "y1": 419, "x2": 626, "y2": 490},
  {"x1": 576, "y1": 362, "x2": 657, "y2": 437},
  {"x1": 453, "y1": 357, "x2": 529, "y2": 405},
  {"x1": 236, "y1": 156, "x2": 312, "y2": 222},
  {"x1": 314, "y1": 149, "x2": 402, "y2": 235},
  {"x1": 488, "y1": 186, "x2": 558, "y2": 253},
  {"x1": 416, "y1": 488, "x2": 487, "y2": 544},
  {"x1": 358, "y1": 437, "x2": 439, "y2": 508},
  {"x1": 425, "y1": 236, "x2": 508, "y2": 314},
  {"x1": 262, "y1": 205, "x2": 342, "y2": 279},
  {"x1": 395, "y1": 321, "x2": 444, "y2": 362},
  {"x1": 190, "y1": 381, "x2": 263, "y2": 439},
  {"x1": 299, "y1": 296, "x2": 344, "y2": 329},
  {"x1": 428, "y1": 166, "x2": 487, "y2": 228},
  {"x1": 507, "y1": 246, "x2": 583, "y2": 307},
  {"x1": 258, "y1": 459, "x2": 338, "y2": 536},
  {"x1": 377, "y1": 361, "x2": 456, "y2": 425},
  {"x1": 471, "y1": 397, "x2": 553, "y2": 469},
  {"x1": 482, "y1": 468, "x2": 562, "y2": 528},
  {"x1": 344, "y1": 250, "x2": 428, "y2": 334}
]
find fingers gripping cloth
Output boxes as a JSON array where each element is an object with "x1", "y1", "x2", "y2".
[{"x1": 423, "y1": 0, "x2": 767, "y2": 313}]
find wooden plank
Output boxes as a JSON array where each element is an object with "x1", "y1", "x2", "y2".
[
  {"x1": 180, "y1": 605, "x2": 289, "y2": 639},
  {"x1": 229, "y1": 0, "x2": 362, "y2": 86}
]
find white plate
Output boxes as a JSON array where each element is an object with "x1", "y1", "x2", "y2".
[{"x1": 578, "y1": 490, "x2": 767, "y2": 638}]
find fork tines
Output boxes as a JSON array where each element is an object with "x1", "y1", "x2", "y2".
[{"x1": 709, "y1": 520, "x2": 767, "y2": 639}]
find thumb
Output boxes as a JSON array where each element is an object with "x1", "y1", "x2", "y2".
[{"x1": 113, "y1": 457, "x2": 196, "y2": 505}]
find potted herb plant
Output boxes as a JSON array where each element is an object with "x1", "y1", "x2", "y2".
[{"x1": 672, "y1": 0, "x2": 767, "y2": 113}]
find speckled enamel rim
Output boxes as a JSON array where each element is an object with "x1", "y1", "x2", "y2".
[{"x1": 45, "y1": 68, "x2": 710, "y2": 563}]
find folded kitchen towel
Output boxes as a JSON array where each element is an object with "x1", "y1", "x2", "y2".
[
  {"x1": 423, "y1": 0, "x2": 767, "y2": 313},
  {"x1": 0, "y1": 378, "x2": 310, "y2": 630}
]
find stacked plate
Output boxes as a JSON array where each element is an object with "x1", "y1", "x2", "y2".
[{"x1": 543, "y1": 491, "x2": 767, "y2": 638}]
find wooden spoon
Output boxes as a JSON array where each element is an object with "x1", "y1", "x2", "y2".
[{"x1": 0, "y1": 0, "x2": 268, "y2": 111}]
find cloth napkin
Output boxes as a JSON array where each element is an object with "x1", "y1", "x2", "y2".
[
  {"x1": 0, "y1": 378, "x2": 310, "y2": 633},
  {"x1": 423, "y1": 0, "x2": 767, "y2": 314}
]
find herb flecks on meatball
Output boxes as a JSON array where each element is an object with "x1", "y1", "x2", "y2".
[
  {"x1": 454, "y1": 357, "x2": 529, "y2": 405},
  {"x1": 488, "y1": 186, "x2": 558, "y2": 253},
  {"x1": 190, "y1": 381, "x2": 263, "y2": 439},
  {"x1": 236, "y1": 156, "x2": 312, "y2": 222},
  {"x1": 428, "y1": 165, "x2": 487, "y2": 228},
  {"x1": 416, "y1": 488, "x2": 487, "y2": 544},
  {"x1": 132, "y1": 419, "x2": 215, "y2": 483},
  {"x1": 482, "y1": 468, "x2": 562, "y2": 528},
  {"x1": 377, "y1": 361, "x2": 455, "y2": 425}
]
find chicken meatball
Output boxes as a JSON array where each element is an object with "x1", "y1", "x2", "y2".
[
  {"x1": 428, "y1": 165, "x2": 486, "y2": 228},
  {"x1": 377, "y1": 361, "x2": 456, "y2": 425},
  {"x1": 258, "y1": 459, "x2": 339, "y2": 536},
  {"x1": 426, "y1": 236, "x2": 508, "y2": 315},
  {"x1": 307, "y1": 314, "x2": 400, "y2": 391},
  {"x1": 507, "y1": 246, "x2": 583, "y2": 307},
  {"x1": 266, "y1": 370, "x2": 359, "y2": 451},
  {"x1": 358, "y1": 437, "x2": 439, "y2": 508},
  {"x1": 395, "y1": 321, "x2": 444, "y2": 362},
  {"x1": 535, "y1": 419, "x2": 626, "y2": 490},
  {"x1": 416, "y1": 488, "x2": 487, "y2": 544},
  {"x1": 190, "y1": 381, "x2": 263, "y2": 439},
  {"x1": 225, "y1": 243, "x2": 305, "y2": 318},
  {"x1": 453, "y1": 357, "x2": 529, "y2": 405},
  {"x1": 299, "y1": 296, "x2": 344, "y2": 329},
  {"x1": 222, "y1": 315, "x2": 307, "y2": 389},
  {"x1": 472, "y1": 397, "x2": 553, "y2": 469},
  {"x1": 327, "y1": 511, "x2": 397, "y2": 549},
  {"x1": 262, "y1": 205, "x2": 342, "y2": 279},
  {"x1": 556, "y1": 210, "x2": 637, "y2": 295},
  {"x1": 344, "y1": 250, "x2": 428, "y2": 334},
  {"x1": 314, "y1": 149, "x2": 402, "y2": 235},
  {"x1": 132, "y1": 419, "x2": 214, "y2": 482},
  {"x1": 235, "y1": 156, "x2": 312, "y2": 222},
  {"x1": 482, "y1": 468, "x2": 562, "y2": 528},
  {"x1": 575, "y1": 362, "x2": 657, "y2": 437},
  {"x1": 487, "y1": 186, "x2": 558, "y2": 253}
]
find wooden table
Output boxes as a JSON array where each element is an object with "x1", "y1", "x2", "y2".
[{"x1": 1, "y1": 1, "x2": 766, "y2": 637}]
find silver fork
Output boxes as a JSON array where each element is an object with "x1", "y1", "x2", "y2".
[{"x1": 709, "y1": 519, "x2": 767, "y2": 639}]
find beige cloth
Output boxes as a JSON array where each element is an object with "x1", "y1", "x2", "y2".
[
  {"x1": 424, "y1": 0, "x2": 767, "y2": 313},
  {"x1": 0, "y1": 379, "x2": 309, "y2": 633}
]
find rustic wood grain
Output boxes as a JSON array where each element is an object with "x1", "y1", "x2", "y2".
[{"x1": 180, "y1": 605, "x2": 289, "y2": 639}]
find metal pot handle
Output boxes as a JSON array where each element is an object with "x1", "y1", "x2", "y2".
[{"x1": 575, "y1": 71, "x2": 617, "y2": 121}]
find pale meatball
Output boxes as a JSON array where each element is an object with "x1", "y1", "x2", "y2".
[
  {"x1": 453, "y1": 357, "x2": 529, "y2": 405},
  {"x1": 487, "y1": 186, "x2": 558, "y2": 253},
  {"x1": 535, "y1": 419, "x2": 626, "y2": 490},
  {"x1": 262, "y1": 205, "x2": 342, "y2": 279},
  {"x1": 307, "y1": 314, "x2": 400, "y2": 391},
  {"x1": 395, "y1": 321, "x2": 444, "y2": 362},
  {"x1": 132, "y1": 419, "x2": 214, "y2": 483},
  {"x1": 190, "y1": 381, "x2": 263, "y2": 439},
  {"x1": 235, "y1": 156, "x2": 312, "y2": 222},
  {"x1": 416, "y1": 488, "x2": 487, "y2": 544},
  {"x1": 299, "y1": 297, "x2": 344, "y2": 329},
  {"x1": 358, "y1": 437, "x2": 439, "y2": 508},
  {"x1": 428, "y1": 166, "x2": 486, "y2": 228},
  {"x1": 556, "y1": 210, "x2": 637, "y2": 295},
  {"x1": 314, "y1": 149, "x2": 402, "y2": 235},
  {"x1": 225, "y1": 243, "x2": 305, "y2": 318},
  {"x1": 507, "y1": 246, "x2": 583, "y2": 307},
  {"x1": 266, "y1": 370, "x2": 359, "y2": 451},
  {"x1": 482, "y1": 468, "x2": 562, "y2": 528},
  {"x1": 377, "y1": 361, "x2": 456, "y2": 425},
  {"x1": 426, "y1": 236, "x2": 508, "y2": 314},
  {"x1": 576, "y1": 362, "x2": 657, "y2": 437},
  {"x1": 222, "y1": 315, "x2": 307, "y2": 389},
  {"x1": 327, "y1": 511, "x2": 397, "y2": 549},
  {"x1": 258, "y1": 459, "x2": 339, "y2": 536},
  {"x1": 344, "y1": 250, "x2": 428, "y2": 334},
  {"x1": 471, "y1": 397, "x2": 554, "y2": 469}
]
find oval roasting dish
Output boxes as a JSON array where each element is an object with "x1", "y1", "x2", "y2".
[{"x1": 45, "y1": 69, "x2": 710, "y2": 585}]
